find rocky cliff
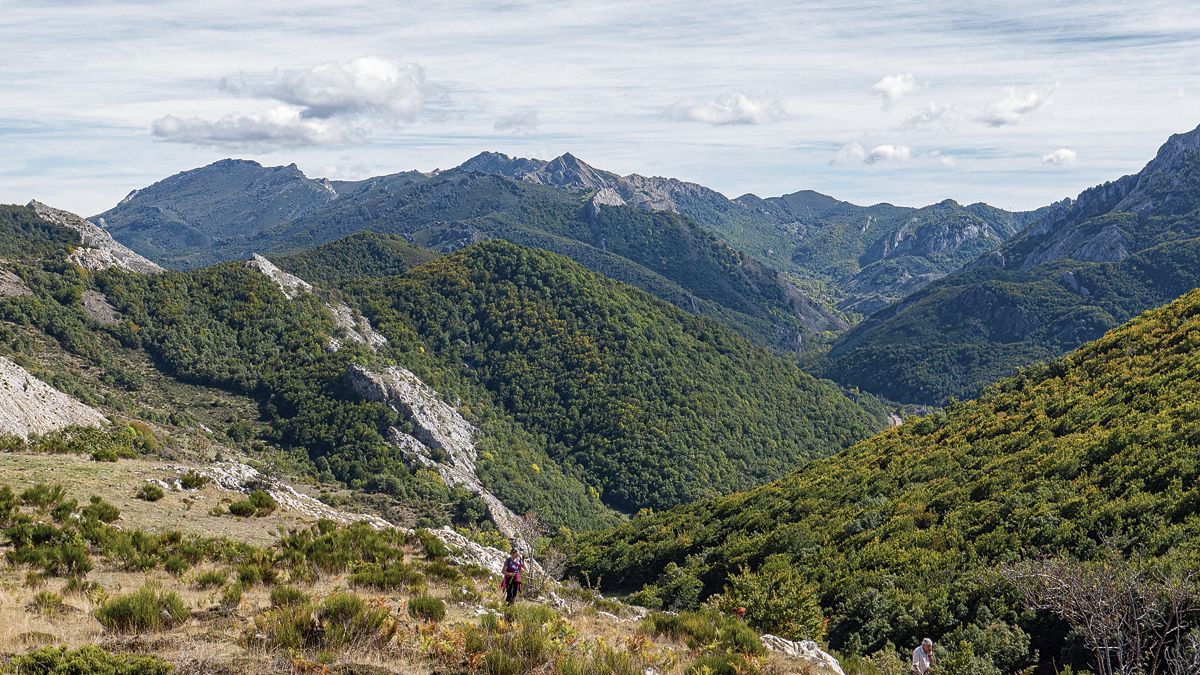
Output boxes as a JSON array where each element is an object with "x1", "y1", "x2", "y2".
[
  {"x1": 347, "y1": 364, "x2": 527, "y2": 549},
  {"x1": 0, "y1": 356, "x2": 107, "y2": 439},
  {"x1": 27, "y1": 200, "x2": 163, "y2": 274}
]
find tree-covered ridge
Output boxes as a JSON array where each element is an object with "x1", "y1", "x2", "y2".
[
  {"x1": 274, "y1": 232, "x2": 437, "y2": 286},
  {"x1": 822, "y1": 124, "x2": 1200, "y2": 404},
  {"x1": 0, "y1": 205, "x2": 81, "y2": 260},
  {"x1": 569, "y1": 286, "x2": 1200, "y2": 669},
  {"x1": 351, "y1": 241, "x2": 885, "y2": 513}
]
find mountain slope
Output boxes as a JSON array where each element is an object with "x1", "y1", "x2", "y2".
[
  {"x1": 94, "y1": 162, "x2": 843, "y2": 349},
  {"x1": 454, "y1": 152, "x2": 1043, "y2": 314},
  {"x1": 570, "y1": 285, "x2": 1200, "y2": 670},
  {"x1": 822, "y1": 123, "x2": 1200, "y2": 404},
  {"x1": 342, "y1": 240, "x2": 887, "y2": 512}
]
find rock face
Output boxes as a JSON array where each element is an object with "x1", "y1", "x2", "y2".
[
  {"x1": 81, "y1": 289, "x2": 121, "y2": 326},
  {"x1": 246, "y1": 254, "x2": 312, "y2": 299},
  {"x1": 27, "y1": 200, "x2": 164, "y2": 274},
  {"x1": 0, "y1": 267, "x2": 31, "y2": 298},
  {"x1": 0, "y1": 356, "x2": 107, "y2": 439},
  {"x1": 760, "y1": 635, "x2": 845, "y2": 675},
  {"x1": 347, "y1": 364, "x2": 527, "y2": 548}
]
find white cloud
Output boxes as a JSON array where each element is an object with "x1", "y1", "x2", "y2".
[
  {"x1": 229, "y1": 56, "x2": 428, "y2": 121},
  {"x1": 830, "y1": 142, "x2": 866, "y2": 164},
  {"x1": 977, "y1": 85, "x2": 1058, "y2": 126},
  {"x1": 152, "y1": 106, "x2": 356, "y2": 149},
  {"x1": 901, "y1": 102, "x2": 954, "y2": 129},
  {"x1": 831, "y1": 142, "x2": 912, "y2": 164},
  {"x1": 1042, "y1": 148, "x2": 1078, "y2": 165},
  {"x1": 494, "y1": 110, "x2": 540, "y2": 134},
  {"x1": 674, "y1": 93, "x2": 786, "y2": 125},
  {"x1": 871, "y1": 73, "x2": 919, "y2": 104},
  {"x1": 866, "y1": 144, "x2": 912, "y2": 163}
]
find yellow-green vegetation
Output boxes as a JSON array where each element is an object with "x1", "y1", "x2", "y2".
[
  {"x1": 571, "y1": 288, "x2": 1200, "y2": 672},
  {"x1": 0, "y1": 476, "x2": 831, "y2": 674}
]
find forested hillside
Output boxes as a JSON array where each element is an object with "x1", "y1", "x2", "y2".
[
  {"x1": 342, "y1": 240, "x2": 886, "y2": 512},
  {"x1": 822, "y1": 123, "x2": 1200, "y2": 404},
  {"x1": 570, "y1": 285, "x2": 1200, "y2": 671}
]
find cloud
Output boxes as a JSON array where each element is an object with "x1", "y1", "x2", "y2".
[
  {"x1": 1042, "y1": 148, "x2": 1078, "y2": 165},
  {"x1": 901, "y1": 102, "x2": 954, "y2": 129},
  {"x1": 155, "y1": 56, "x2": 429, "y2": 149},
  {"x1": 977, "y1": 85, "x2": 1058, "y2": 126},
  {"x1": 152, "y1": 106, "x2": 356, "y2": 149},
  {"x1": 830, "y1": 142, "x2": 866, "y2": 164},
  {"x1": 866, "y1": 144, "x2": 912, "y2": 163},
  {"x1": 494, "y1": 110, "x2": 540, "y2": 134},
  {"x1": 674, "y1": 93, "x2": 786, "y2": 125},
  {"x1": 831, "y1": 142, "x2": 911, "y2": 165},
  {"x1": 227, "y1": 56, "x2": 428, "y2": 121},
  {"x1": 871, "y1": 73, "x2": 919, "y2": 105}
]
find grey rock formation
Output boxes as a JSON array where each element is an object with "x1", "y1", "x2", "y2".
[
  {"x1": 760, "y1": 635, "x2": 845, "y2": 674},
  {"x1": 347, "y1": 364, "x2": 527, "y2": 548},
  {"x1": 244, "y1": 254, "x2": 387, "y2": 352},
  {"x1": 27, "y1": 200, "x2": 164, "y2": 274},
  {"x1": 0, "y1": 356, "x2": 107, "y2": 439},
  {"x1": 0, "y1": 267, "x2": 31, "y2": 298},
  {"x1": 81, "y1": 289, "x2": 121, "y2": 326}
]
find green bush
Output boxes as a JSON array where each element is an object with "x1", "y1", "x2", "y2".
[
  {"x1": 270, "y1": 585, "x2": 309, "y2": 608},
  {"x1": 95, "y1": 585, "x2": 189, "y2": 632},
  {"x1": 712, "y1": 554, "x2": 825, "y2": 641},
  {"x1": 136, "y1": 483, "x2": 164, "y2": 502},
  {"x1": 164, "y1": 555, "x2": 189, "y2": 576},
  {"x1": 20, "y1": 483, "x2": 65, "y2": 510},
  {"x1": 255, "y1": 592, "x2": 395, "y2": 652},
  {"x1": 227, "y1": 500, "x2": 256, "y2": 517},
  {"x1": 407, "y1": 595, "x2": 446, "y2": 622},
  {"x1": 414, "y1": 528, "x2": 450, "y2": 559},
  {"x1": 194, "y1": 569, "x2": 228, "y2": 589},
  {"x1": 30, "y1": 590, "x2": 65, "y2": 615},
  {"x1": 642, "y1": 609, "x2": 764, "y2": 656},
  {"x1": 179, "y1": 470, "x2": 209, "y2": 490},
  {"x1": 350, "y1": 561, "x2": 424, "y2": 591},
  {"x1": 220, "y1": 582, "x2": 243, "y2": 610},
  {"x1": 81, "y1": 496, "x2": 120, "y2": 524},
  {"x1": 248, "y1": 489, "x2": 277, "y2": 515},
  {"x1": 91, "y1": 448, "x2": 120, "y2": 462},
  {"x1": 9, "y1": 645, "x2": 172, "y2": 675}
]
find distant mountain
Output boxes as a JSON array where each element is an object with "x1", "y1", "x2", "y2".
[
  {"x1": 452, "y1": 152, "x2": 1042, "y2": 315},
  {"x1": 821, "y1": 123, "x2": 1200, "y2": 404},
  {"x1": 93, "y1": 159, "x2": 845, "y2": 349},
  {"x1": 569, "y1": 282, "x2": 1200, "y2": 671}
]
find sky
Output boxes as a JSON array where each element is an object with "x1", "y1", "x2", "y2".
[{"x1": 2, "y1": 0, "x2": 1199, "y2": 216}]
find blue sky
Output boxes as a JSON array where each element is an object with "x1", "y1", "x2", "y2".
[{"x1": 2, "y1": 0, "x2": 1199, "y2": 216}]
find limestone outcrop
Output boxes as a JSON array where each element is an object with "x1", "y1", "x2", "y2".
[
  {"x1": 27, "y1": 200, "x2": 164, "y2": 274},
  {"x1": 0, "y1": 356, "x2": 107, "y2": 439}
]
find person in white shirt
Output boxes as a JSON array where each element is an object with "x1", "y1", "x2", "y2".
[{"x1": 912, "y1": 637, "x2": 934, "y2": 674}]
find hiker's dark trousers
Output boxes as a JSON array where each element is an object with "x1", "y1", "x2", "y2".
[{"x1": 505, "y1": 580, "x2": 520, "y2": 604}]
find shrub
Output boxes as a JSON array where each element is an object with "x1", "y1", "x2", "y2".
[
  {"x1": 228, "y1": 500, "x2": 256, "y2": 517},
  {"x1": 9, "y1": 645, "x2": 172, "y2": 675},
  {"x1": 220, "y1": 582, "x2": 243, "y2": 610},
  {"x1": 194, "y1": 569, "x2": 228, "y2": 589},
  {"x1": 712, "y1": 554, "x2": 826, "y2": 641},
  {"x1": 95, "y1": 585, "x2": 189, "y2": 632},
  {"x1": 270, "y1": 585, "x2": 309, "y2": 608},
  {"x1": 20, "y1": 483, "x2": 65, "y2": 510},
  {"x1": 415, "y1": 528, "x2": 450, "y2": 559},
  {"x1": 424, "y1": 560, "x2": 461, "y2": 581},
  {"x1": 164, "y1": 555, "x2": 189, "y2": 576},
  {"x1": 91, "y1": 449, "x2": 119, "y2": 462},
  {"x1": 248, "y1": 489, "x2": 277, "y2": 515},
  {"x1": 179, "y1": 470, "x2": 209, "y2": 490},
  {"x1": 136, "y1": 483, "x2": 164, "y2": 502},
  {"x1": 81, "y1": 496, "x2": 120, "y2": 524},
  {"x1": 350, "y1": 561, "x2": 424, "y2": 591},
  {"x1": 320, "y1": 592, "x2": 397, "y2": 649},
  {"x1": 31, "y1": 590, "x2": 65, "y2": 615},
  {"x1": 408, "y1": 595, "x2": 446, "y2": 622},
  {"x1": 642, "y1": 609, "x2": 764, "y2": 656}
]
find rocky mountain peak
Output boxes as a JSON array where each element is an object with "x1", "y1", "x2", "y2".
[{"x1": 27, "y1": 200, "x2": 164, "y2": 274}]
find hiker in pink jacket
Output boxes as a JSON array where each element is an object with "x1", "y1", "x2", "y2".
[{"x1": 501, "y1": 548, "x2": 525, "y2": 604}]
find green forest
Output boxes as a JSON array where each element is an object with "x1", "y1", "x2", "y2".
[{"x1": 570, "y1": 287, "x2": 1200, "y2": 670}]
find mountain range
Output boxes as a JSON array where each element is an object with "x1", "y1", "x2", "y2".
[{"x1": 822, "y1": 123, "x2": 1200, "y2": 403}]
